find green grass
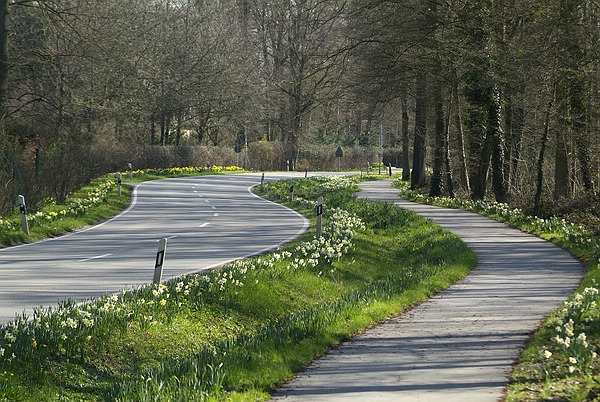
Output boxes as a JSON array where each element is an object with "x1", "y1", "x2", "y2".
[
  {"x1": 0, "y1": 176, "x2": 130, "y2": 246},
  {"x1": 393, "y1": 180, "x2": 600, "y2": 401},
  {"x1": 0, "y1": 173, "x2": 476, "y2": 401}
]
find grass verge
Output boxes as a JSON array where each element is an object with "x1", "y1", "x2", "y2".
[
  {"x1": 0, "y1": 176, "x2": 129, "y2": 246},
  {"x1": 0, "y1": 173, "x2": 476, "y2": 401}
]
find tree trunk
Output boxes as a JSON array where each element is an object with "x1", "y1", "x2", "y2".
[
  {"x1": 401, "y1": 81, "x2": 410, "y2": 182},
  {"x1": 411, "y1": 73, "x2": 427, "y2": 190},
  {"x1": 175, "y1": 113, "x2": 182, "y2": 146},
  {"x1": 290, "y1": 78, "x2": 302, "y2": 158},
  {"x1": 150, "y1": 115, "x2": 156, "y2": 145},
  {"x1": 362, "y1": 104, "x2": 376, "y2": 147},
  {"x1": 429, "y1": 94, "x2": 444, "y2": 197},
  {"x1": 554, "y1": 131, "x2": 569, "y2": 200},
  {"x1": 160, "y1": 113, "x2": 171, "y2": 146},
  {"x1": 510, "y1": 106, "x2": 524, "y2": 194},
  {"x1": 0, "y1": 0, "x2": 7, "y2": 123},
  {"x1": 504, "y1": 92, "x2": 524, "y2": 193},
  {"x1": 444, "y1": 95, "x2": 455, "y2": 198},
  {"x1": 468, "y1": 86, "x2": 492, "y2": 201},
  {"x1": 488, "y1": 87, "x2": 507, "y2": 203},
  {"x1": 570, "y1": 74, "x2": 594, "y2": 192},
  {"x1": 454, "y1": 87, "x2": 470, "y2": 193},
  {"x1": 471, "y1": 132, "x2": 493, "y2": 200},
  {"x1": 534, "y1": 99, "x2": 553, "y2": 214},
  {"x1": 159, "y1": 113, "x2": 165, "y2": 145}
]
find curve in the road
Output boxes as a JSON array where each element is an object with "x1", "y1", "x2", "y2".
[
  {"x1": 0, "y1": 173, "x2": 309, "y2": 323},
  {"x1": 272, "y1": 180, "x2": 584, "y2": 402}
]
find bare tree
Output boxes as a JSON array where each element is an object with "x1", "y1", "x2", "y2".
[{"x1": 243, "y1": 0, "x2": 350, "y2": 163}]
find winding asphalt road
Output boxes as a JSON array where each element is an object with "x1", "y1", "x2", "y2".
[
  {"x1": 272, "y1": 180, "x2": 584, "y2": 402},
  {"x1": 0, "y1": 172, "x2": 308, "y2": 323}
]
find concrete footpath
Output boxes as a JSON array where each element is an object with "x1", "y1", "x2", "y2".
[{"x1": 271, "y1": 180, "x2": 584, "y2": 401}]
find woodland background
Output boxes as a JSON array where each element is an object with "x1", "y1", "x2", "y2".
[{"x1": 0, "y1": 0, "x2": 598, "y2": 229}]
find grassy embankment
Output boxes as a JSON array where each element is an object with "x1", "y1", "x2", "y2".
[
  {"x1": 394, "y1": 181, "x2": 600, "y2": 401},
  {"x1": 0, "y1": 171, "x2": 475, "y2": 401}
]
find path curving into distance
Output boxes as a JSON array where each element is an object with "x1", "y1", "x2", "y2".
[
  {"x1": 0, "y1": 172, "x2": 310, "y2": 324},
  {"x1": 272, "y1": 180, "x2": 584, "y2": 402}
]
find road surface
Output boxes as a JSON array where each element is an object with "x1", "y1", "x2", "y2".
[{"x1": 0, "y1": 172, "x2": 309, "y2": 323}]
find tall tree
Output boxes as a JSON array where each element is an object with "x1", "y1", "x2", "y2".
[
  {"x1": 0, "y1": 0, "x2": 7, "y2": 126},
  {"x1": 429, "y1": 90, "x2": 445, "y2": 196},
  {"x1": 400, "y1": 80, "x2": 410, "y2": 182},
  {"x1": 488, "y1": 86, "x2": 507, "y2": 202},
  {"x1": 460, "y1": 0, "x2": 508, "y2": 201},
  {"x1": 348, "y1": 0, "x2": 440, "y2": 189},
  {"x1": 244, "y1": 0, "x2": 349, "y2": 161},
  {"x1": 559, "y1": 0, "x2": 595, "y2": 193},
  {"x1": 411, "y1": 73, "x2": 427, "y2": 189}
]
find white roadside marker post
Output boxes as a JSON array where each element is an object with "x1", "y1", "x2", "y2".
[
  {"x1": 17, "y1": 195, "x2": 29, "y2": 236},
  {"x1": 153, "y1": 238, "x2": 168, "y2": 285},
  {"x1": 316, "y1": 196, "x2": 323, "y2": 239},
  {"x1": 117, "y1": 174, "x2": 122, "y2": 196}
]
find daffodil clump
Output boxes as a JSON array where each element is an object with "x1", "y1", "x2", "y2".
[
  {"x1": 255, "y1": 176, "x2": 365, "y2": 273},
  {"x1": 36, "y1": 179, "x2": 116, "y2": 224},
  {"x1": 541, "y1": 286, "x2": 600, "y2": 378},
  {"x1": 0, "y1": 280, "x2": 206, "y2": 370},
  {"x1": 290, "y1": 208, "x2": 364, "y2": 273},
  {"x1": 128, "y1": 165, "x2": 243, "y2": 178},
  {"x1": 202, "y1": 203, "x2": 365, "y2": 294},
  {"x1": 314, "y1": 175, "x2": 356, "y2": 191},
  {"x1": 0, "y1": 295, "x2": 125, "y2": 372},
  {"x1": 0, "y1": 217, "x2": 12, "y2": 232},
  {"x1": 0, "y1": 178, "x2": 116, "y2": 232}
]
